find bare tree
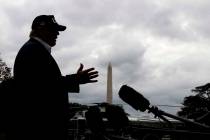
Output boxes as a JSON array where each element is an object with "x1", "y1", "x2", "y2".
[
  {"x1": 0, "y1": 55, "x2": 11, "y2": 139},
  {"x1": 0, "y1": 56, "x2": 11, "y2": 81}
]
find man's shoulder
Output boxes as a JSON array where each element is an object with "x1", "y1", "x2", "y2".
[{"x1": 19, "y1": 38, "x2": 45, "y2": 54}]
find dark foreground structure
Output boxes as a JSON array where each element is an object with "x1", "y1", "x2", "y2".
[
  {"x1": 68, "y1": 104, "x2": 210, "y2": 140},
  {"x1": 1, "y1": 103, "x2": 210, "y2": 140},
  {"x1": 1, "y1": 84, "x2": 210, "y2": 139}
]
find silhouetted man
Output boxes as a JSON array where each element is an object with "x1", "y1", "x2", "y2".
[{"x1": 11, "y1": 15, "x2": 98, "y2": 140}]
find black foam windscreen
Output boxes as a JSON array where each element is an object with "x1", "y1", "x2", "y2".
[{"x1": 118, "y1": 85, "x2": 150, "y2": 112}]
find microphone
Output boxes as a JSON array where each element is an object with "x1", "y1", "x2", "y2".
[
  {"x1": 118, "y1": 85, "x2": 150, "y2": 112},
  {"x1": 118, "y1": 85, "x2": 178, "y2": 125}
]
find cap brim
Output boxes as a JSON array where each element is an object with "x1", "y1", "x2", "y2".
[{"x1": 57, "y1": 24, "x2": 66, "y2": 31}]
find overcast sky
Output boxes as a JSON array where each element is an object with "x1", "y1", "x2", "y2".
[{"x1": 1, "y1": 0, "x2": 210, "y2": 118}]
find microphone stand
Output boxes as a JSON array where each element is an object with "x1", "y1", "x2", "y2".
[
  {"x1": 148, "y1": 105, "x2": 210, "y2": 130},
  {"x1": 118, "y1": 85, "x2": 210, "y2": 131},
  {"x1": 147, "y1": 106, "x2": 173, "y2": 126}
]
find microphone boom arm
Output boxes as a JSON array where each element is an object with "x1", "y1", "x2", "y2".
[
  {"x1": 119, "y1": 85, "x2": 210, "y2": 130},
  {"x1": 149, "y1": 106, "x2": 210, "y2": 129}
]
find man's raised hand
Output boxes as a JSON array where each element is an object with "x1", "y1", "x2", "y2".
[{"x1": 76, "y1": 63, "x2": 99, "y2": 84}]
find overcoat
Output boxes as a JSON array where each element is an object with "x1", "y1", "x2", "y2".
[{"x1": 11, "y1": 38, "x2": 79, "y2": 140}]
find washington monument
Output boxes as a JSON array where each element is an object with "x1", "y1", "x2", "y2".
[{"x1": 107, "y1": 62, "x2": 113, "y2": 104}]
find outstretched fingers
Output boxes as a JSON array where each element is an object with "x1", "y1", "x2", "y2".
[
  {"x1": 88, "y1": 71, "x2": 98, "y2": 82},
  {"x1": 83, "y1": 67, "x2": 95, "y2": 73}
]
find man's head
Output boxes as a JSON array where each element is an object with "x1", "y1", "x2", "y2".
[{"x1": 30, "y1": 15, "x2": 66, "y2": 46}]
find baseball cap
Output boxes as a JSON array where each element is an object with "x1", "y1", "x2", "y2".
[{"x1": 31, "y1": 15, "x2": 66, "y2": 31}]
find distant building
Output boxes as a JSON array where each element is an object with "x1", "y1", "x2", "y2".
[{"x1": 106, "y1": 62, "x2": 112, "y2": 104}]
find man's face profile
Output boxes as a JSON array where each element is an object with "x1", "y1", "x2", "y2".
[{"x1": 40, "y1": 27, "x2": 60, "y2": 47}]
